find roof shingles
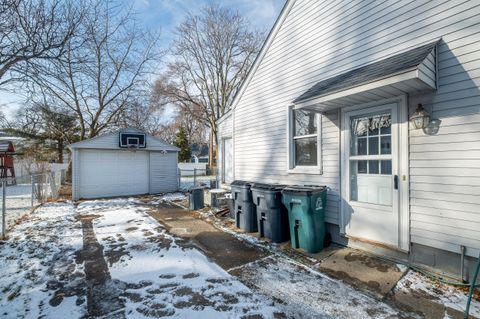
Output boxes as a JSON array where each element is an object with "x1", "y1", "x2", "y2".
[{"x1": 293, "y1": 41, "x2": 438, "y2": 103}]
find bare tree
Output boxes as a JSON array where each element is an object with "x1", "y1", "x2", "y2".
[
  {"x1": 157, "y1": 4, "x2": 263, "y2": 166},
  {"x1": 0, "y1": 109, "x2": 7, "y2": 127},
  {"x1": 0, "y1": 0, "x2": 82, "y2": 87},
  {"x1": 175, "y1": 104, "x2": 207, "y2": 147},
  {"x1": 117, "y1": 98, "x2": 166, "y2": 135},
  {"x1": 6, "y1": 103, "x2": 79, "y2": 163},
  {"x1": 152, "y1": 120, "x2": 178, "y2": 145},
  {"x1": 26, "y1": 1, "x2": 162, "y2": 140}
]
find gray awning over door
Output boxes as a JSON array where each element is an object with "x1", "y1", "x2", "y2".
[{"x1": 294, "y1": 41, "x2": 438, "y2": 111}]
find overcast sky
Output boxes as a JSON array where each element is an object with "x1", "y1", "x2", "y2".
[{"x1": 0, "y1": 0, "x2": 286, "y2": 120}]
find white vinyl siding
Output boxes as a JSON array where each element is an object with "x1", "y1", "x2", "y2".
[
  {"x1": 225, "y1": 0, "x2": 480, "y2": 257},
  {"x1": 150, "y1": 152, "x2": 179, "y2": 193},
  {"x1": 71, "y1": 129, "x2": 179, "y2": 152}
]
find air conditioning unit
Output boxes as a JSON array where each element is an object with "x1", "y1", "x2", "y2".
[{"x1": 119, "y1": 132, "x2": 146, "y2": 148}]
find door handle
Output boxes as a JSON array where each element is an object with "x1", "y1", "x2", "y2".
[{"x1": 394, "y1": 175, "x2": 399, "y2": 190}]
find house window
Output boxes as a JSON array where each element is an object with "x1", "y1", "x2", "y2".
[{"x1": 288, "y1": 106, "x2": 322, "y2": 173}]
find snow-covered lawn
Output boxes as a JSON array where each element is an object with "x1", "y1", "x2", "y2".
[
  {"x1": 0, "y1": 198, "x2": 281, "y2": 318},
  {"x1": 0, "y1": 202, "x2": 84, "y2": 319},
  {"x1": 395, "y1": 270, "x2": 480, "y2": 317}
]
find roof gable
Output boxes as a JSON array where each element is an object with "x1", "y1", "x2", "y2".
[{"x1": 69, "y1": 128, "x2": 179, "y2": 152}]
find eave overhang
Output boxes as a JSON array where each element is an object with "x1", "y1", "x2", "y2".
[{"x1": 294, "y1": 41, "x2": 439, "y2": 112}]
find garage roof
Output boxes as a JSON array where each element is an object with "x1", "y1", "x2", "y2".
[{"x1": 69, "y1": 128, "x2": 179, "y2": 152}]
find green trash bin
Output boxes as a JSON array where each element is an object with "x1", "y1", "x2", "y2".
[{"x1": 281, "y1": 185, "x2": 327, "y2": 253}]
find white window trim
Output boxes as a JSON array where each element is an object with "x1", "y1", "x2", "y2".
[{"x1": 286, "y1": 105, "x2": 323, "y2": 175}]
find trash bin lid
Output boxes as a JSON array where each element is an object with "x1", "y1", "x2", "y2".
[
  {"x1": 251, "y1": 183, "x2": 286, "y2": 191},
  {"x1": 231, "y1": 180, "x2": 253, "y2": 186},
  {"x1": 282, "y1": 185, "x2": 326, "y2": 195}
]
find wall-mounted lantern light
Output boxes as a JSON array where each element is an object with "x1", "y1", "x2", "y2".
[{"x1": 410, "y1": 104, "x2": 430, "y2": 130}]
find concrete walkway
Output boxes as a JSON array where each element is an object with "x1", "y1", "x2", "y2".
[
  {"x1": 145, "y1": 201, "x2": 419, "y2": 318},
  {"x1": 149, "y1": 198, "x2": 479, "y2": 319},
  {"x1": 147, "y1": 202, "x2": 269, "y2": 271}
]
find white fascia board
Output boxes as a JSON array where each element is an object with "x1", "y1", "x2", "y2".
[
  {"x1": 216, "y1": 109, "x2": 233, "y2": 125},
  {"x1": 68, "y1": 132, "x2": 116, "y2": 149},
  {"x1": 294, "y1": 69, "x2": 419, "y2": 110}
]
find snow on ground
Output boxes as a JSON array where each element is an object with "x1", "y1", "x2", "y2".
[
  {"x1": 2, "y1": 196, "x2": 475, "y2": 319},
  {"x1": 232, "y1": 255, "x2": 409, "y2": 319},
  {"x1": 1, "y1": 198, "x2": 283, "y2": 318},
  {"x1": 75, "y1": 198, "x2": 281, "y2": 318},
  {"x1": 148, "y1": 192, "x2": 187, "y2": 204},
  {"x1": 1, "y1": 183, "x2": 39, "y2": 232},
  {"x1": 0, "y1": 202, "x2": 85, "y2": 319},
  {"x1": 179, "y1": 175, "x2": 215, "y2": 191},
  {"x1": 395, "y1": 270, "x2": 480, "y2": 317}
]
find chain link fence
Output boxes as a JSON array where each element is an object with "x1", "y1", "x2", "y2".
[
  {"x1": 178, "y1": 168, "x2": 219, "y2": 191},
  {"x1": 1, "y1": 170, "x2": 65, "y2": 238}
]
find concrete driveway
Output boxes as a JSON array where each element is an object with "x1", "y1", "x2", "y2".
[{"x1": 0, "y1": 198, "x2": 281, "y2": 318}]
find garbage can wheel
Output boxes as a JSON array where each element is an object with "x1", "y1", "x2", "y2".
[{"x1": 323, "y1": 233, "x2": 332, "y2": 248}]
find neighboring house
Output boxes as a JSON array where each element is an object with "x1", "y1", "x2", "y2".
[
  {"x1": 217, "y1": 0, "x2": 480, "y2": 277},
  {"x1": 70, "y1": 128, "x2": 179, "y2": 200}
]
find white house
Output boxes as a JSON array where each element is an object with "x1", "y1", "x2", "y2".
[
  {"x1": 70, "y1": 128, "x2": 179, "y2": 200},
  {"x1": 217, "y1": 0, "x2": 480, "y2": 278}
]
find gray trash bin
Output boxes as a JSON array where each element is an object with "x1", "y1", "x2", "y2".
[
  {"x1": 251, "y1": 183, "x2": 289, "y2": 243},
  {"x1": 189, "y1": 187, "x2": 204, "y2": 210},
  {"x1": 225, "y1": 193, "x2": 235, "y2": 219},
  {"x1": 231, "y1": 180, "x2": 257, "y2": 232}
]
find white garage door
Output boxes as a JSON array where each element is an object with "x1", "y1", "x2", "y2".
[{"x1": 79, "y1": 149, "x2": 149, "y2": 199}]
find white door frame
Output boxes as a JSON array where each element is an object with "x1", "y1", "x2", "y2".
[{"x1": 340, "y1": 95, "x2": 410, "y2": 251}]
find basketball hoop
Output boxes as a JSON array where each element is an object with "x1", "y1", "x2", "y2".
[{"x1": 127, "y1": 144, "x2": 139, "y2": 152}]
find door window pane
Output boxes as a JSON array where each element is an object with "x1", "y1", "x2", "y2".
[
  {"x1": 381, "y1": 160, "x2": 392, "y2": 175},
  {"x1": 369, "y1": 160, "x2": 379, "y2": 174},
  {"x1": 368, "y1": 137, "x2": 379, "y2": 155},
  {"x1": 295, "y1": 137, "x2": 317, "y2": 166},
  {"x1": 381, "y1": 125, "x2": 391, "y2": 135},
  {"x1": 358, "y1": 160, "x2": 367, "y2": 174},
  {"x1": 380, "y1": 136, "x2": 391, "y2": 154},
  {"x1": 356, "y1": 138, "x2": 367, "y2": 155},
  {"x1": 294, "y1": 110, "x2": 317, "y2": 136}
]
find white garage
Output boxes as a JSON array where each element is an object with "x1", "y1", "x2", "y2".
[{"x1": 70, "y1": 128, "x2": 179, "y2": 200}]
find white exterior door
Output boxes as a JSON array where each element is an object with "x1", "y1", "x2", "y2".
[
  {"x1": 223, "y1": 138, "x2": 233, "y2": 184},
  {"x1": 342, "y1": 103, "x2": 401, "y2": 247},
  {"x1": 79, "y1": 149, "x2": 149, "y2": 199}
]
